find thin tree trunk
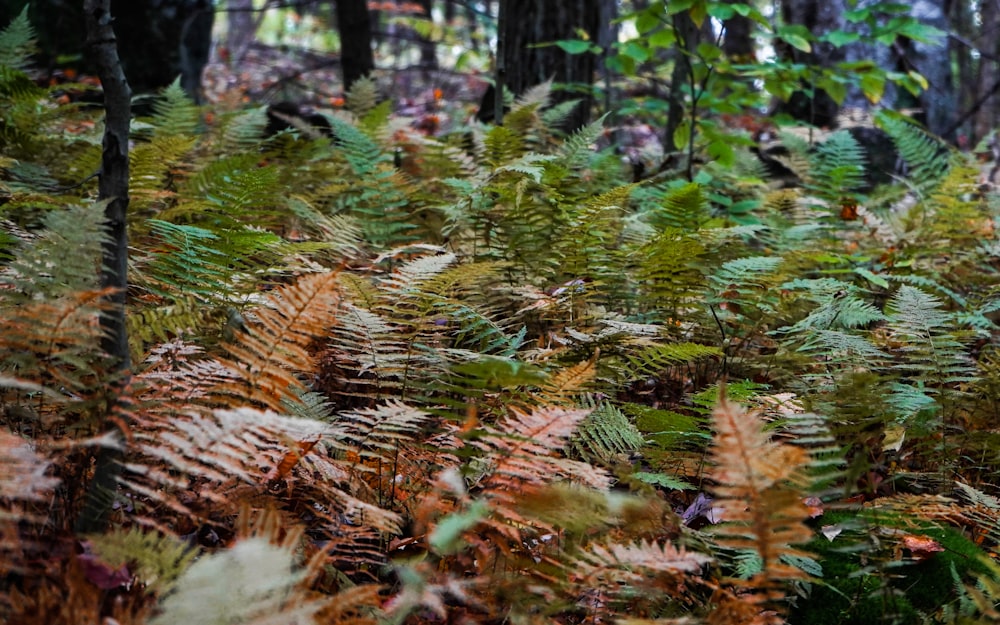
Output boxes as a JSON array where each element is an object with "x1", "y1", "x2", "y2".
[
  {"x1": 336, "y1": 0, "x2": 375, "y2": 92},
  {"x1": 416, "y1": 0, "x2": 437, "y2": 68},
  {"x1": 77, "y1": 0, "x2": 132, "y2": 535}
]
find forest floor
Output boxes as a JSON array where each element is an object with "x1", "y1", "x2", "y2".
[{"x1": 202, "y1": 42, "x2": 488, "y2": 133}]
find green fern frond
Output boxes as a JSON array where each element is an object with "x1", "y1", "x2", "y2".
[
  {"x1": 130, "y1": 134, "x2": 197, "y2": 210},
  {"x1": 571, "y1": 398, "x2": 645, "y2": 463},
  {"x1": 880, "y1": 115, "x2": 950, "y2": 190},
  {"x1": 632, "y1": 228, "x2": 705, "y2": 316},
  {"x1": 541, "y1": 98, "x2": 582, "y2": 130},
  {"x1": 807, "y1": 129, "x2": 867, "y2": 206},
  {"x1": 148, "y1": 78, "x2": 201, "y2": 138},
  {"x1": 886, "y1": 285, "x2": 973, "y2": 387},
  {"x1": 621, "y1": 342, "x2": 723, "y2": 381},
  {"x1": 326, "y1": 114, "x2": 384, "y2": 175},
  {"x1": 175, "y1": 153, "x2": 282, "y2": 224},
  {"x1": 138, "y1": 220, "x2": 282, "y2": 304},
  {"x1": 87, "y1": 527, "x2": 197, "y2": 594},
  {"x1": 557, "y1": 114, "x2": 607, "y2": 170},
  {"x1": 345, "y1": 76, "x2": 379, "y2": 117},
  {"x1": 127, "y1": 296, "x2": 225, "y2": 362},
  {"x1": 483, "y1": 125, "x2": 526, "y2": 166},
  {"x1": 0, "y1": 8, "x2": 36, "y2": 70},
  {"x1": 2, "y1": 202, "x2": 106, "y2": 299},
  {"x1": 218, "y1": 105, "x2": 269, "y2": 151},
  {"x1": 649, "y1": 182, "x2": 711, "y2": 231}
]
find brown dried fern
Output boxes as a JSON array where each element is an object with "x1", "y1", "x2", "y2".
[
  {"x1": 217, "y1": 270, "x2": 342, "y2": 411},
  {"x1": 708, "y1": 393, "x2": 814, "y2": 606}
]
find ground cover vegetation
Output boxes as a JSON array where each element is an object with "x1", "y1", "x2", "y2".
[{"x1": 3, "y1": 4, "x2": 1000, "y2": 624}]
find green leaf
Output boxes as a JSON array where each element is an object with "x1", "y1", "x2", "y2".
[
  {"x1": 622, "y1": 40, "x2": 652, "y2": 63},
  {"x1": 428, "y1": 501, "x2": 490, "y2": 555},
  {"x1": 825, "y1": 30, "x2": 860, "y2": 47},
  {"x1": 860, "y1": 72, "x2": 886, "y2": 103},
  {"x1": 706, "y1": 138, "x2": 735, "y2": 167},
  {"x1": 673, "y1": 119, "x2": 691, "y2": 150},
  {"x1": 555, "y1": 39, "x2": 597, "y2": 55},
  {"x1": 777, "y1": 25, "x2": 812, "y2": 53},
  {"x1": 634, "y1": 472, "x2": 695, "y2": 490},
  {"x1": 648, "y1": 28, "x2": 676, "y2": 49},
  {"x1": 707, "y1": 4, "x2": 735, "y2": 20},
  {"x1": 636, "y1": 9, "x2": 661, "y2": 35},
  {"x1": 854, "y1": 267, "x2": 888, "y2": 289}
]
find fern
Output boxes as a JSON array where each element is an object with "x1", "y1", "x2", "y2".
[
  {"x1": 883, "y1": 285, "x2": 974, "y2": 430},
  {"x1": 345, "y1": 76, "x2": 380, "y2": 118},
  {"x1": 571, "y1": 397, "x2": 645, "y2": 463},
  {"x1": 87, "y1": 527, "x2": 196, "y2": 594},
  {"x1": 149, "y1": 537, "x2": 326, "y2": 625},
  {"x1": 0, "y1": 8, "x2": 35, "y2": 70},
  {"x1": 147, "y1": 78, "x2": 202, "y2": 138},
  {"x1": 219, "y1": 271, "x2": 342, "y2": 411},
  {"x1": 621, "y1": 342, "x2": 723, "y2": 381},
  {"x1": 708, "y1": 394, "x2": 814, "y2": 604},
  {"x1": 880, "y1": 115, "x2": 950, "y2": 190},
  {"x1": 807, "y1": 129, "x2": 867, "y2": 208}
]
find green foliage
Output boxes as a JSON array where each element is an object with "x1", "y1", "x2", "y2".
[{"x1": 3, "y1": 15, "x2": 1000, "y2": 625}]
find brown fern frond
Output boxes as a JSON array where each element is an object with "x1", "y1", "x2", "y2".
[
  {"x1": 0, "y1": 289, "x2": 112, "y2": 422},
  {"x1": 479, "y1": 406, "x2": 611, "y2": 492},
  {"x1": 568, "y1": 538, "x2": 711, "y2": 587},
  {"x1": 218, "y1": 271, "x2": 342, "y2": 411},
  {"x1": 122, "y1": 406, "x2": 402, "y2": 533},
  {"x1": 708, "y1": 394, "x2": 814, "y2": 602},
  {"x1": 0, "y1": 430, "x2": 59, "y2": 510},
  {"x1": 532, "y1": 350, "x2": 599, "y2": 407}
]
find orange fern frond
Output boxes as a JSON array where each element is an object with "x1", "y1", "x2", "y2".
[
  {"x1": 122, "y1": 406, "x2": 402, "y2": 533},
  {"x1": 219, "y1": 271, "x2": 342, "y2": 411},
  {"x1": 478, "y1": 406, "x2": 611, "y2": 492},
  {"x1": 568, "y1": 538, "x2": 711, "y2": 586},
  {"x1": 532, "y1": 349, "x2": 599, "y2": 407},
  {"x1": 708, "y1": 393, "x2": 814, "y2": 601}
]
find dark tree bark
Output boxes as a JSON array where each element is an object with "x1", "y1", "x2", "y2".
[
  {"x1": 477, "y1": 0, "x2": 608, "y2": 131},
  {"x1": 3, "y1": 0, "x2": 212, "y2": 101},
  {"x1": 335, "y1": 0, "x2": 375, "y2": 92},
  {"x1": 722, "y1": 0, "x2": 754, "y2": 62},
  {"x1": 416, "y1": 0, "x2": 437, "y2": 68},
  {"x1": 76, "y1": 0, "x2": 131, "y2": 535},
  {"x1": 225, "y1": 0, "x2": 257, "y2": 66},
  {"x1": 775, "y1": 0, "x2": 845, "y2": 127},
  {"x1": 661, "y1": 10, "x2": 713, "y2": 180}
]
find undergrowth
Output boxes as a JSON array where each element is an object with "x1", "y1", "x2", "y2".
[{"x1": 2, "y1": 12, "x2": 1000, "y2": 625}]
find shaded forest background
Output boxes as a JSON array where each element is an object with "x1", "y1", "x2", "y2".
[{"x1": 1, "y1": 0, "x2": 998, "y2": 146}]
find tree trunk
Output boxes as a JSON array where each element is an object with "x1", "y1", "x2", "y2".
[
  {"x1": 17, "y1": 0, "x2": 212, "y2": 100},
  {"x1": 775, "y1": 0, "x2": 846, "y2": 127},
  {"x1": 76, "y1": 0, "x2": 131, "y2": 535},
  {"x1": 477, "y1": 0, "x2": 607, "y2": 131},
  {"x1": 416, "y1": 0, "x2": 437, "y2": 68},
  {"x1": 971, "y1": 0, "x2": 1000, "y2": 144},
  {"x1": 226, "y1": 0, "x2": 256, "y2": 66},
  {"x1": 722, "y1": 0, "x2": 754, "y2": 62},
  {"x1": 335, "y1": 0, "x2": 375, "y2": 93}
]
